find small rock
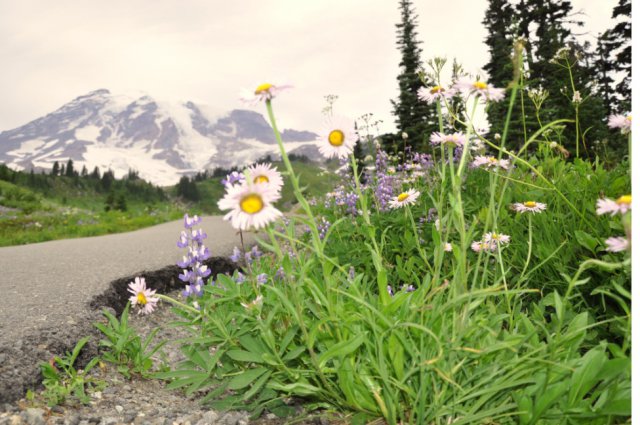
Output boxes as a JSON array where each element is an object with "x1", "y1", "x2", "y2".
[
  {"x1": 196, "y1": 411, "x2": 219, "y2": 425},
  {"x1": 63, "y1": 414, "x2": 80, "y2": 425},
  {"x1": 9, "y1": 414, "x2": 23, "y2": 425},
  {"x1": 114, "y1": 406, "x2": 124, "y2": 414},
  {"x1": 20, "y1": 408, "x2": 45, "y2": 425},
  {"x1": 91, "y1": 391, "x2": 102, "y2": 400}
]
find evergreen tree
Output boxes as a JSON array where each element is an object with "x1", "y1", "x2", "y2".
[
  {"x1": 81, "y1": 165, "x2": 88, "y2": 177},
  {"x1": 60, "y1": 164, "x2": 65, "y2": 176},
  {"x1": 594, "y1": 31, "x2": 617, "y2": 117},
  {"x1": 607, "y1": 0, "x2": 631, "y2": 112},
  {"x1": 65, "y1": 159, "x2": 75, "y2": 177},
  {"x1": 483, "y1": 0, "x2": 609, "y2": 156},
  {"x1": 390, "y1": 0, "x2": 437, "y2": 151},
  {"x1": 52, "y1": 161, "x2": 60, "y2": 176},
  {"x1": 91, "y1": 166, "x2": 101, "y2": 180}
]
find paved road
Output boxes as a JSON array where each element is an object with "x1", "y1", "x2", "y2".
[
  {"x1": 0, "y1": 216, "x2": 251, "y2": 342},
  {"x1": 0, "y1": 215, "x2": 258, "y2": 403}
]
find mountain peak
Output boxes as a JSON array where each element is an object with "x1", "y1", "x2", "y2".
[{"x1": 0, "y1": 90, "x2": 320, "y2": 186}]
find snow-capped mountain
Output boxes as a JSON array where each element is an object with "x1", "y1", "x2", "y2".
[{"x1": 0, "y1": 89, "x2": 321, "y2": 186}]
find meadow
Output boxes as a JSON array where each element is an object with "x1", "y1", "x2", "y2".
[
  {"x1": 24, "y1": 53, "x2": 632, "y2": 423},
  {"x1": 133, "y1": 64, "x2": 629, "y2": 423}
]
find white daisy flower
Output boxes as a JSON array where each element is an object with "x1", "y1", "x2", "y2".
[
  {"x1": 596, "y1": 195, "x2": 631, "y2": 216},
  {"x1": 127, "y1": 277, "x2": 159, "y2": 315},
  {"x1": 417, "y1": 85, "x2": 452, "y2": 104},
  {"x1": 246, "y1": 163, "x2": 284, "y2": 191},
  {"x1": 316, "y1": 115, "x2": 358, "y2": 159},
  {"x1": 605, "y1": 237, "x2": 630, "y2": 252},
  {"x1": 443, "y1": 242, "x2": 453, "y2": 252},
  {"x1": 482, "y1": 232, "x2": 511, "y2": 245},
  {"x1": 241, "y1": 83, "x2": 292, "y2": 104},
  {"x1": 513, "y1": 201, "x2": 547, "y2": 214},
  {"x1": 430, "y1": 132, "x2": 466, "y2": 148},
  {"x1": 388, "y1": 188, "x2": 420, "y2": 209},
  {"x1": 454, "y1": 78, "x2": 505, "y2": 102},
  {"x1": 472, "y1": 155, "x2": 511, "y2": 170},
  {"x1": 607, "y1": 114, "x2": 631, "y2": 134},
  {"x1": 218, "y1": 182, "x2": 282, "y2": 231},
  {"x1": 471, "y1": 241, "x2": 496, "y2": 252}
]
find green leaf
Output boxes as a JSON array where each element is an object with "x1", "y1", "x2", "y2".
[
  {"x1": 568, "y1": 347, "x2": 607, "y2": 406},
  {"x1": 228, "y1": 367, "x2": 268, "y2": 390},
  {"x1": 574, "y1": 230, "x2": 598, "y2": 253},
  {"x1": 242, "y1": 370, "x2": 272, "y2": 401},
  {"x1": 226, "y1": 350, "x2": 265, "y2": 364},
  {"x1": 318, "y1": 334, "x2": 365, "y2": 369}
]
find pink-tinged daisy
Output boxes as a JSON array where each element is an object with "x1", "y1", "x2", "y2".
[
  {"x1": 443, "y1": 242, "x2": 453, "y2": 252},
  {"x1": 316, "y1": 115, "x2": 358, "y2": 159},
  {"x1": 241, "y1": 83, "x2": 292, "y2": 104},
  {"x1": 513, "y1": 201, "x2": 547, "y2": 214},
  {"x1": 217, "y1": 182, "x2": 282, "y2": 231},
  {"x1": 483, "y1": 232, "x2": 511, "y2": 245},
  {"x1": 471, "y1": 241, "x2": 497, "y2": 252},
  {"x1": 388, "y1": 188, "x2": 420, "y2": 209},
  {"x1": 127, "y1": 277, "x2": 159, "y2": 315},
  {"x1": 605, "y1": 236, "x2": 630, "y2": 253},
  {"x1": 246, "y1": 163, "x2": 284, "y2": 191},
  {"x1": 472, "y1": 155, "x2": 510, "y2": 170},
  {"x1": 607, "y1": 114, "x2": 631, "y2": 134},
  {"x1": 454, "y1": 78, "x2": 505, "y2": 102},
  {"x1": 430, "y1": 132, "x2": 466, "y2": 148},
  {"x1": 417, "y1": 85, "x2": 452, "y2": 104},
  {"x1": 596, "y1": 195, "x2": 631, "y2": 216}
]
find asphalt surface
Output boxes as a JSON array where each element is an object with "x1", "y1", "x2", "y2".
[{"x1": 0, "y1": 216, "x2": 253, "y2": 403}]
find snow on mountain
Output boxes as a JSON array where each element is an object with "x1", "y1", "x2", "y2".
[{"x1": 0, "y1": 89, "x2": 321, "y2": 186}]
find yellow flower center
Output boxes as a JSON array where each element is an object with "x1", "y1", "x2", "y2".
[
  {"x1": 430, "y1": 86, "x2": 443, "y2": 94},
  {"x1": 328, "y1": 129, "x2": 345, "y2": 146},
  {"x1": 616, "y1": 195, "x2": 631, "y2": 205},
  {"x1": 492, "y1": 233, "x2": 499, "y2": 239},
  {"x1": 254, "y1": 175, "x2": 269, "y2": 184},
  {"x1": 523, "y1": 201, "x2": 537, "y2": 208},
  {"x1": 489, "y1": 156, "x2": 497, "y2": 163},
  {"x1": 240, "y1": 194, "x2": 264, "y2": 214},
  {"x1": 397, "y1": 193, "x2": 410, "y2": 202},
  {"x1": 136, "y1": 293, "x2": 147, "y2": 305},
  {"x1": 254, "y1": 83, "x2": 273, "y2": 95},
  {"x1": 627, "y1": 115, "x2": 632, "y2": 121},
  {"x1": 473, "y1": 81, "x2": 488, "y2": 90}
]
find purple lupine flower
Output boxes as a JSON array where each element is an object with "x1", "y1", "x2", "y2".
[
  {"x1": 374, "y1": 149, "x2": 396, "y2": 212},
  {"x1": 194, "y1": 263, "x2": 211, "y2": 278},
  {"x1": 245, "y1": 252, "x2": 253, "y2": 263},
  {"x1": 256, "y1": 273, "x2": 268, "y2": 285},
  {"x1": 387, "y1": 285, "x2": 395, "y2": 296},
  {"x1": 405, "y1": 285, "x2": 416, "y2": 293},
  {"x1": 250, "y1": 245, "x2": 263, "y2": 259},
  {"x1": 230, "y1": 246, "x2": 242, "y2": 263},
  {"x1": 177, "y1": 231, "x2": 189, "y2": 248},
  {"x1": 183, "y1": 213, "x2": 202, "y2": 229},
  {"x1": 177, "y1": 214, "x2": 212, "y2": 298},
  {"x1": 275, "y1": 267, "x2": 285, "y2": 280},
  {"x1": 348, "y1": 266, "x2": 355, "y2": 281},
  {"x1": 318, "y1": 217, "x2": 331, "y2": 240},
  {"x1": 235, "y1": 272, "x2": 246, "y2": 284},
  {"x1": 191, "y1": 229, "x2": 207, "y2": 244},
  {"x1": 179, "y1": 269, "x2": 192, "y2": 283},
  {"x1": 221, "y1": 171, "x2": 245, "y2": 187}
]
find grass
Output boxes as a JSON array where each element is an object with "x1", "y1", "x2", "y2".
[{"x1": 0, "y1": 159, "x2": 337, "y2": 246}]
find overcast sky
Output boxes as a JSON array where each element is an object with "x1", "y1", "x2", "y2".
[{"x1": 0, "y1": 0, "x2": 619, "y2": 134}]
